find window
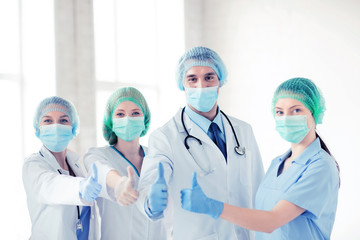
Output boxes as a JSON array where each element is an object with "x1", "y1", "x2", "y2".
[
  {"x1": 0, "y1": 1, "x2": 55, "y2": 238},
  {"x1": 93, "y1": 0, "x2": 185, "y2": 146}
]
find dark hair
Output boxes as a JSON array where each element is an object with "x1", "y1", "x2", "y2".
[{"x1": 316, "y1": 132, "x2": 340, "y2": 187}]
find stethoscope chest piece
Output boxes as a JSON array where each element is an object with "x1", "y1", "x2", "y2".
[{"x1": 235, "y1": 146, "x2": 246, "y2": 156}]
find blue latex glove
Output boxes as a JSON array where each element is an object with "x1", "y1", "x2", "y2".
[
  {"x1": 79, "y1": 163, "x2": 102, "y2": 202},
  {"x1": 147, "y1": 162, "x2": 168, "y2": 216},
  {"x1": 181, "y1": 172, "x2": 224, "y2": 219}
]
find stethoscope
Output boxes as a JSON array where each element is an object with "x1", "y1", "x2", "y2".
[{"x1": 181, "y1": 107, "x2": 246, "y2": 156}]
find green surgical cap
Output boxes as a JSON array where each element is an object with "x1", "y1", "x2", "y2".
[
  {"x1": 176, "y1": 46, "x2": 228, "y2": 91},
  {"x1": 272, "y1": 77, "x2": 326, "y2": 125},
  {"x1": 103, "y1": 87, "x2": 151, "y2": 145},
  {"x1": 33, "y1": 96, "x2": 79, "y2": 137}
]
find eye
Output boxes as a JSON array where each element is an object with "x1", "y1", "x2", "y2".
[
  {"x1": 205, "y1": 75, "x2": 214, "y2": 81},
  {"x1": 275, "y1": 110, "x2": 283, "y2": 115},
  {"x1": 132, "y1": 111, "x2": 140, "y2": 116},
  {"x1": 43, "y1": 119, "x2": 52, "y2": 124},
  {"x1": 116, "y1": 112, "x2": 125, "y2": 117},
  {"x1": 60, "y1": 118, "x2": 69, "y2": 123},
  {"x1": 187, "y1": 77, "x2": 197, "y2": 82},
  {"x1": 293, "y1": 108, "x2": 301, "y2": 114}
]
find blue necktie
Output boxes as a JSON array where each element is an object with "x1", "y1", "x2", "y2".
[
  {"x1": 209, "y1": 122, "x2": 227, "y2": 160},
  {"x1": 77, "y1": 206, "x2": 91, "y2": 240}
]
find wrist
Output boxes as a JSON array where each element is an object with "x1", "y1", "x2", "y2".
[
  {"x1": 145, "y1": 198, "x2": 164, "y2": 219},
  {"x1": 208, "y1": 198, "x2": 224, "y2": 219}
]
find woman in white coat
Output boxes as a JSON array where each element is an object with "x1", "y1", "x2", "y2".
[
  {"x1": 137, "y1": 46, "x2": 264, "y2": 240},
  {"x1": 83, "y1": 87, "x2": 170, "y2": 240},
  {"x1": 22, "y1": 96, "x2": 102, "y2": 240}
]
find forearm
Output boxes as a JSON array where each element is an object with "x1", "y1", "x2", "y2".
[
  {"x1": 221, "y1": 204, "x2": 279, "y2": 233},
  {"x1": 106, "y1": 170, "x2": 122, "y2": 189},
  {"x1": 220, "y1": 200, "x2": 304, "y2": 233}
]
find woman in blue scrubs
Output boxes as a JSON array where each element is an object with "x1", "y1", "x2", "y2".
[{"x1": 180, "y1": 77, "x2": 340, "y2": 240}]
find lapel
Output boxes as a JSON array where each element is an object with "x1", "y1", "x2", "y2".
[
  {"x1": 40, "y1": 146, "x2": 63, "y2": 170},
  {"x1": 222, "y1": 112, "x2": 234, "y2": 157},
  {"x1": 66, "y1": 150, "x2": 84, "y2": 177},
  {"x1": 178, "y1": 108, "x2": 216, "y2": 147},
  {"x1": 40, "y1": 146, "x2": 84, "y2": 177}
]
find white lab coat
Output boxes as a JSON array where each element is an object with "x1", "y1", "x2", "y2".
[
  {"x1": 83, "y1": 145, "x2": 171, "y2": 240},
  {"x1": 137, "y1": 108, "x2": 264, "y2": 240},
  {"x1": 22, "y1": 146, "x2": 100, "y2": 240}
]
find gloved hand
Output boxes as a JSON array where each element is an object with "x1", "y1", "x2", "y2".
[
  {"x1": 79, "y1": 163, "x2": 102, "y2": 202},
  {"x1": 181, "y1": 172, "x2": 224, "y2": 219},
  {"x1": 114, "y1": 166, "x2": 139, "y2": 206},
  {"x1": 147, "y1": 162, "x2": 168, "y2": 215}
]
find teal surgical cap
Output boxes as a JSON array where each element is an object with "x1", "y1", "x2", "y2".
[
  {"x1": 34, "y1": 96, "x2": 80, "y2": 137},
  {"x1": 103, "y1": 87, "x2": 151, "y2": 145},
  {"x1": 176, "y1": 46, "x2": 228, "y2": 91},
  {"x1": 272, "y1": 77, "x2": 326, "y2": 125}
]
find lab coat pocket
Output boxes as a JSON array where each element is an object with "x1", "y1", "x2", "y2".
[{"x1": 196, "y1": 232, "x2": 218, "y2": 240}]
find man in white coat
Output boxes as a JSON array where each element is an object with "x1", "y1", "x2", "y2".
[{"x1": 137, "y1": 46, "x2": 264, "y2": 240}]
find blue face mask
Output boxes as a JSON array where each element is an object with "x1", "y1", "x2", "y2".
[
  {"x1": 112, "y1": 116, "x2": 145, "y2": 142},
  {"x1": 275, "y1": 115, "x2": 310, "y2": 144},
  {"x1": 185, "y1": 86, "x2": 218, "y2": 112},
  {"x1": 39, "y1": 124, "x2": 74, "y2": 152}
]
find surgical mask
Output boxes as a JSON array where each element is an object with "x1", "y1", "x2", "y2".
[
  {"x1": 275, "y1": 115, "x2": 310, "y2": 144},
  {"x1": 112, "y1": 116, "x2": 145, "y2": 142},
  {"x1": 185, "y1": 86, "x2": 218, "y2": 112},
  {"x1": 39, "y1": 124, "x2": 74, "y2": 152}
]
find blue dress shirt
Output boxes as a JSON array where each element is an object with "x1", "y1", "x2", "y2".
[{"x1": 184, "y1": 105, "x2": 226, "y2": 142}]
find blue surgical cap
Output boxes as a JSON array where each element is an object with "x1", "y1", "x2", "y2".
[
  {"x1": 33, "y1": 96, "x2": 80, "y2": 137},
  {"x1": 176, "y1": 46, "x2": 228, "y2": 91}
]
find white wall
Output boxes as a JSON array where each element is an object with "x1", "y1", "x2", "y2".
[{"x1": 184, "y1": 0, "x2": 360, "y2": 239}]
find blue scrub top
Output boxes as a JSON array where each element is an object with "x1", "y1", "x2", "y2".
[{"x1": 255, "y1": 138, "x2": 339, "y2": 240}]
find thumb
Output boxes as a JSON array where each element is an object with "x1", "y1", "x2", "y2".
[
  {"x1": 191, "y1": 172, "x2": 198, "y2": 188},
  {"x1": 91, "y1": 163, "x2": 98, "y2": 182},
  {"x1": 156, "y1": 162, "x2": 165, "y2": 183}
]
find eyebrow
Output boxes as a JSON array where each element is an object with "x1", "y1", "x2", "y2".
[
  {"x1": 59, "y1": 115, "x2": 69, "y2": 118},
  {"x1": 186, "y1": 72, "x2": 216, "y2": 78},
  {"x1": 204, "y1": 72, "x2": 216, "y2": 76},
  {"x1": 275, "y1": 105, "x2": 302, "y2": 110},
  {"x1": 289, "y1": 105, "x2": 302, "y2": 109},
  {"x1": 186, "y1": 74, "x2": 196, "y2": 78}
]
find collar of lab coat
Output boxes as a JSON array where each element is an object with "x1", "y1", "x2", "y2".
[
  {"x1": 176, "y1": 107, "x2": 241, "y2": 149},
  {"x1": 177, "y1": 108, "x2": 215, "y2": 147},
  {"x1": 184, "y1": 105, "x2": 225, "y2": 136},
  {"x1": 39, "y1": 146, "x2": 83, "y2": 176}
]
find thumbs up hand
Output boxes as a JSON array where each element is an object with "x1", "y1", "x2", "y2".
[
  {"x1": 79, "y1": 163, "x2": 103, "y2": 202},
  {"x1": 147, "y1": 162, "x2": 168, "y2": 215},
  {"x1": 180, "y1": 172, "x2": 224, "y2": 219},
  {"x1": 115, "y1": 166, "x2": 139, "y2": 206}
]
